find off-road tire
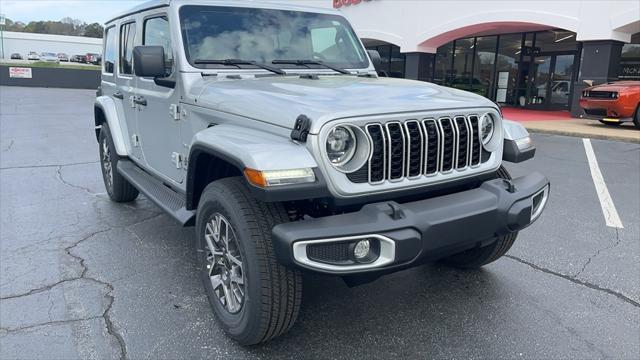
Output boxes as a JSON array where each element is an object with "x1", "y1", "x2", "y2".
[
  {"x1": 98, "y1": 123, "x2": 139, "y2": 202},
  {"x1": 196, "y1": 177, "x2": 302, "y2": 345},
  {"x1": 598, "y1": 119, "x2": 621, "y2": 126},
  {"x1": 441, "y1": 166, "x2": 518, "y2": 268}
]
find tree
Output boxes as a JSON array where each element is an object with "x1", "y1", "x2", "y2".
[{"x1": 83, "y1": 23, "x2": 104, "y2": 38}]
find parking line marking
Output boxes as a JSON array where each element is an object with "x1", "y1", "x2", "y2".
[{"x1": 582, "y1": 138, "x2": 623, "y2": 229}]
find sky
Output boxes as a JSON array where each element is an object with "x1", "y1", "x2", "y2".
[{"x1": 1, "y1": 0, "x2": 148, "y2": 25}]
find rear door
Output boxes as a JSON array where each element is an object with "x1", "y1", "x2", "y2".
[
  {"x1": 116, "y1": 20, "x2": 142, "y2": 160},
  {"x1": 135, "y1": 13, "x2": 183, "y2": 183}
]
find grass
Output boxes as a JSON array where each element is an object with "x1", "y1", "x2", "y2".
[{"x1": 0, "y1": 61, "x2": 100, "y2": 71}]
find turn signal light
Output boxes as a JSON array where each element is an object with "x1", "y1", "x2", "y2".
[{"x1": 244, "y1": 168, "x2": 315, "y2": 188}]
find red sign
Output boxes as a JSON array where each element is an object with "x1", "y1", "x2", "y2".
[{"x1": 333, "y1": 0, "x2": 371, "y2": 9}]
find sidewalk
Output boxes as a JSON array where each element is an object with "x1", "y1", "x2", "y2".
[
  {"x1": 520, "y1": 119, "x2": 640, "y2": 144},
  {"x1": 501, "y1": 108, "x2": 640, "y2": 143}
]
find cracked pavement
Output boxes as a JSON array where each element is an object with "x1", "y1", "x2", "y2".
[{"x1": 0, "y1": 86, "x2": 638, "y2": 359}]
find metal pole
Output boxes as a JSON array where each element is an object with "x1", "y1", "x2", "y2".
[
  {"x1": 1, "y1": 27, "x2": 4, "y2": 59},
  {"x1": 0, "y1": 14, "x2": 5, "y2": 60}
]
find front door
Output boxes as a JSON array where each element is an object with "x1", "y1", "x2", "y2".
[
  {"x1": 527, "y1": 54, "x2": 575, "y2": 110},
  {"x1": 116, "y1": 20, "x2": 142, "y2": 160},
  {"x1": 135, "y1": 14, "x2": 183, "y2": 184}
]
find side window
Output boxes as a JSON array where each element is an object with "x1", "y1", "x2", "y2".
[
  {"x1": 103, "y1": 27, "x2": 116, "y2": 74},
  {"x1": 119, "y1": 22, "x2": 136, "y2": 76},
  {"x1": 143, "y1": 16, "x2": 173, "y2": 76}
]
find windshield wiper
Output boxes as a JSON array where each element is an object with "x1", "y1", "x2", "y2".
[
  {"x1": 272, "y1": 60, "x2": 351, "y2": 75},
  {"x1": 193, "y1": 59, "x2": 286, "y2": 75}
]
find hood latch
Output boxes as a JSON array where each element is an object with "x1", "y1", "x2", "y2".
[{"x1": 291, "y1": 115, "x2": 312, "y2": 142}]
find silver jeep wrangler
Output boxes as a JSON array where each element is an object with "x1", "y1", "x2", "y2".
[{"x1": 95, "y1": 0, "x2": 550, "y2": 345}]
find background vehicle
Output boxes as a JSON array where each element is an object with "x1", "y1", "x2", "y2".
[
  {"x1": 10, "y1": 53, "x2": 23, "y2": 60},
  {"x1": 95, "y1": 1, "x2": 549, "y2": 346},
  {"x1": 57, "y1": 53, "x2": 69, "y2": 62},
  {"x1": 27, "y1": 52, "x2": 40, "y2": 61},
  {"x1": 580, "y1": 81, "x2": 640, "y2": 128},
  {"x1": 86, "y1": 53, "x2": 102, "y2": 65},
  {"x1": 70, "y1": 55, "x2": 87, "y2": 63},
  {"x1": 40, "y1": 52, "x2": 60, "y2": 63}
]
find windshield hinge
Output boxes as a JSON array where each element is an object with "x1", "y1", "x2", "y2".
[{"x1": 291, "y1": 115, "x2": 312, "y2": 142}]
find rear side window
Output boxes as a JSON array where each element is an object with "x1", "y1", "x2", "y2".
[
  {"x1": 103, "y1": 27, "x2": 116, "y2": 74},
  {"x1": 120, "y1": 22, "x2": 137, "y2": 75},
  {"x1": 143, "y1": 16, "x2": 174, "y2": 76}
]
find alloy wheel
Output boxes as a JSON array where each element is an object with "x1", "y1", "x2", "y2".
[
  {"x1": 101, "y1": 138, "x2": 113, "y2": 191},
  {"x1": 204, "y1": 213, "x2": 245, "y2": 314}
]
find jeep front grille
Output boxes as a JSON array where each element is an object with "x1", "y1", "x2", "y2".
[{"x1": 348, "y1": 116, "x2": 486, "y2": 184}]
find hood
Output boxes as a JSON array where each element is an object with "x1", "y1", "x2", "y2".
[
  {"x1": 586, "y1": 81, "x2": 640, "y2": 92},
  {"x1": 192, "y1": 75, "x2": 496, "y2": 133}
]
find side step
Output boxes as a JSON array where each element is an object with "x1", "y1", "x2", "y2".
[{"x1": 117, "y1": 160, "x2": 195, "y2": 226}]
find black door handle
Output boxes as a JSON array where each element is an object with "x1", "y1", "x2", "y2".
[
  {"x1": 113, "y1": 91, "x2": 124, "y2": 99},
  {"x1": 133, "y1": 96, "x2": 147, "y2": 106}
]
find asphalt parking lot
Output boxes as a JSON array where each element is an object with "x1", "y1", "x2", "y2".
[{"x1": 0, "y1": 86, "x2": 638, "y2": 359}]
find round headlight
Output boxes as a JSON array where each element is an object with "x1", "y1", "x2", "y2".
[
  {"x1": 326, "y1": 126, "x2": 356, "y2": 166},
  {"x1": 480, "y1": 113, "x2": 495, "y2": 146}
]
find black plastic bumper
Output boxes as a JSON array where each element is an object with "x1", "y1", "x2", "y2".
[{"x1": 272, "y1": 172, "x2": 550, "y2": 275}]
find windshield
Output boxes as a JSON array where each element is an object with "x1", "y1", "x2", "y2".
[{"x1": 179, "y1": 5, "x2": 369, "y2": 70}]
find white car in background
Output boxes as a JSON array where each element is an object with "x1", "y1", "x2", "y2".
[
  {"x1": 27, "y1": 52, "x2": 40, "y2": 61},
  {"x1": 40, "y1": 52, "x2": 60, "y2": 63}
]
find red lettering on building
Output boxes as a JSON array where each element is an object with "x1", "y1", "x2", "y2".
[{"x1": 333, "y1": 0, "x2": 369, "y2": 9}]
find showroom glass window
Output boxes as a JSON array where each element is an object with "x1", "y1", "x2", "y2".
[
  {"x1": 451, "y1": 38, "x2": 475, "y2": 91},
  {"x1": 365, "y1": 43, "x2": 406, "y2": 78},
  {"x1": 103, "y1": 26, "x2": 116, "y2": 74},
  {"x1": 534, "y1": 30, "x2": 577, "y2": 52},
  {"x1": 495, "y1": 34, "x2": 523, "y2": 105},
  {"x1": 179, "y1": 6, "x2": 368, "y2": 69},
  {"x1": 620, "y1": 32, "x2": 640, "y2": 80},
  {"x1": 376, "y1": 45, "x2": 391, "y2": 74},
  {"x1": 389, "y1": 46, "x2": 405, "y2": 78},
  {"x1": 472, "y1": 36, "x2": 497, "y2": 98},
  {"x1": 143, "y1": 16, "x2": 174, "y2": 76},
  {"x1": 119, "y1": 22, "x2": 136, "y2": 75},
  {"x1": 433, "y1": 42, "x2": 453, "y2": 85}
]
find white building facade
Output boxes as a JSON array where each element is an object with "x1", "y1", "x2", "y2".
[
  {"x1": 277, "y1": 0, "x2": 640, "y2": 114},
  {"x1": 0, "y1": 31, "x2": 102, "y2": 59}
]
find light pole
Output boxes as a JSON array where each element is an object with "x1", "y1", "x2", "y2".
[{"x1": 0, "y1": 14, "x2": 5, "y2": 60}]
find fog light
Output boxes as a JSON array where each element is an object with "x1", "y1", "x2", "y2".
[
  {"x1": 531, "y1": 185, "x2": 549, "y2": 222},
  {"x1": 353, "y1": 240, "x2": 370, "y2": 260}
]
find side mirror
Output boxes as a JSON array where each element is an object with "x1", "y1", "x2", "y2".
[
  {"x1": 133, "y1": 46, "x2": 166, "y2": 78},
  {"x1": 367, "y1": 49, "x2": 382, "y2": 71}
]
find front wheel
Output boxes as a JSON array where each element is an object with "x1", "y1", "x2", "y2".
[
  {"x1": 196, "y1": 177, "x2": 302, "y2": 345},
  {"x1": 633, "y1": 105, "x2": 640, "y2": 129},
  {"x1": 441, "y1": 166, "x2": 518, "y2": 269},
  {"x1": 98, "y1": 123, "x2": 138, "y2": 202}
]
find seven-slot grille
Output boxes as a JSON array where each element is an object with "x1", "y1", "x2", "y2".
[{"x1": 348, "y1": 116, "x2": 485, "y2": 184}]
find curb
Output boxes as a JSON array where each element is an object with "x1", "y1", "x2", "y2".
[{"x1": 525, "y1": 127, "x2": 640, "y2": 144}]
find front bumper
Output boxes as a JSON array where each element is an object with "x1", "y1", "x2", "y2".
[{"x1": 272, "y1": 172, "x2": 550, "y2": 275}]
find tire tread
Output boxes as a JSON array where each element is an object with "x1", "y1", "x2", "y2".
[{"x1": 201, "y1": 177, "x2": 301, "y2": 344}]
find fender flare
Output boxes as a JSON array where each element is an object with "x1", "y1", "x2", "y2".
[
  {"x1": 94, "y1": 96, "x2": 130, "y2": 157},
  {"x1": 186, "y1": 124, "x2": 326, "y2": 208}
]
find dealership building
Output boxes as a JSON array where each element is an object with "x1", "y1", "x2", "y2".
[{"x1": 281, "y1": 0, "x2": 640, "y2": 116}]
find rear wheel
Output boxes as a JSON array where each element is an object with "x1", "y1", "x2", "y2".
[
  {"x1": 441, "y1": 166, "x2": 518, "y2": 269},
  {"x1": 633, "y1": 105, "x2": 640, "y2": 129},
  {"x1": 196, "y1": 177, "x2": 302, "y2": 345},
  {"x1": 98, "y1": 123, "x2": 138, "y2": 202}
]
